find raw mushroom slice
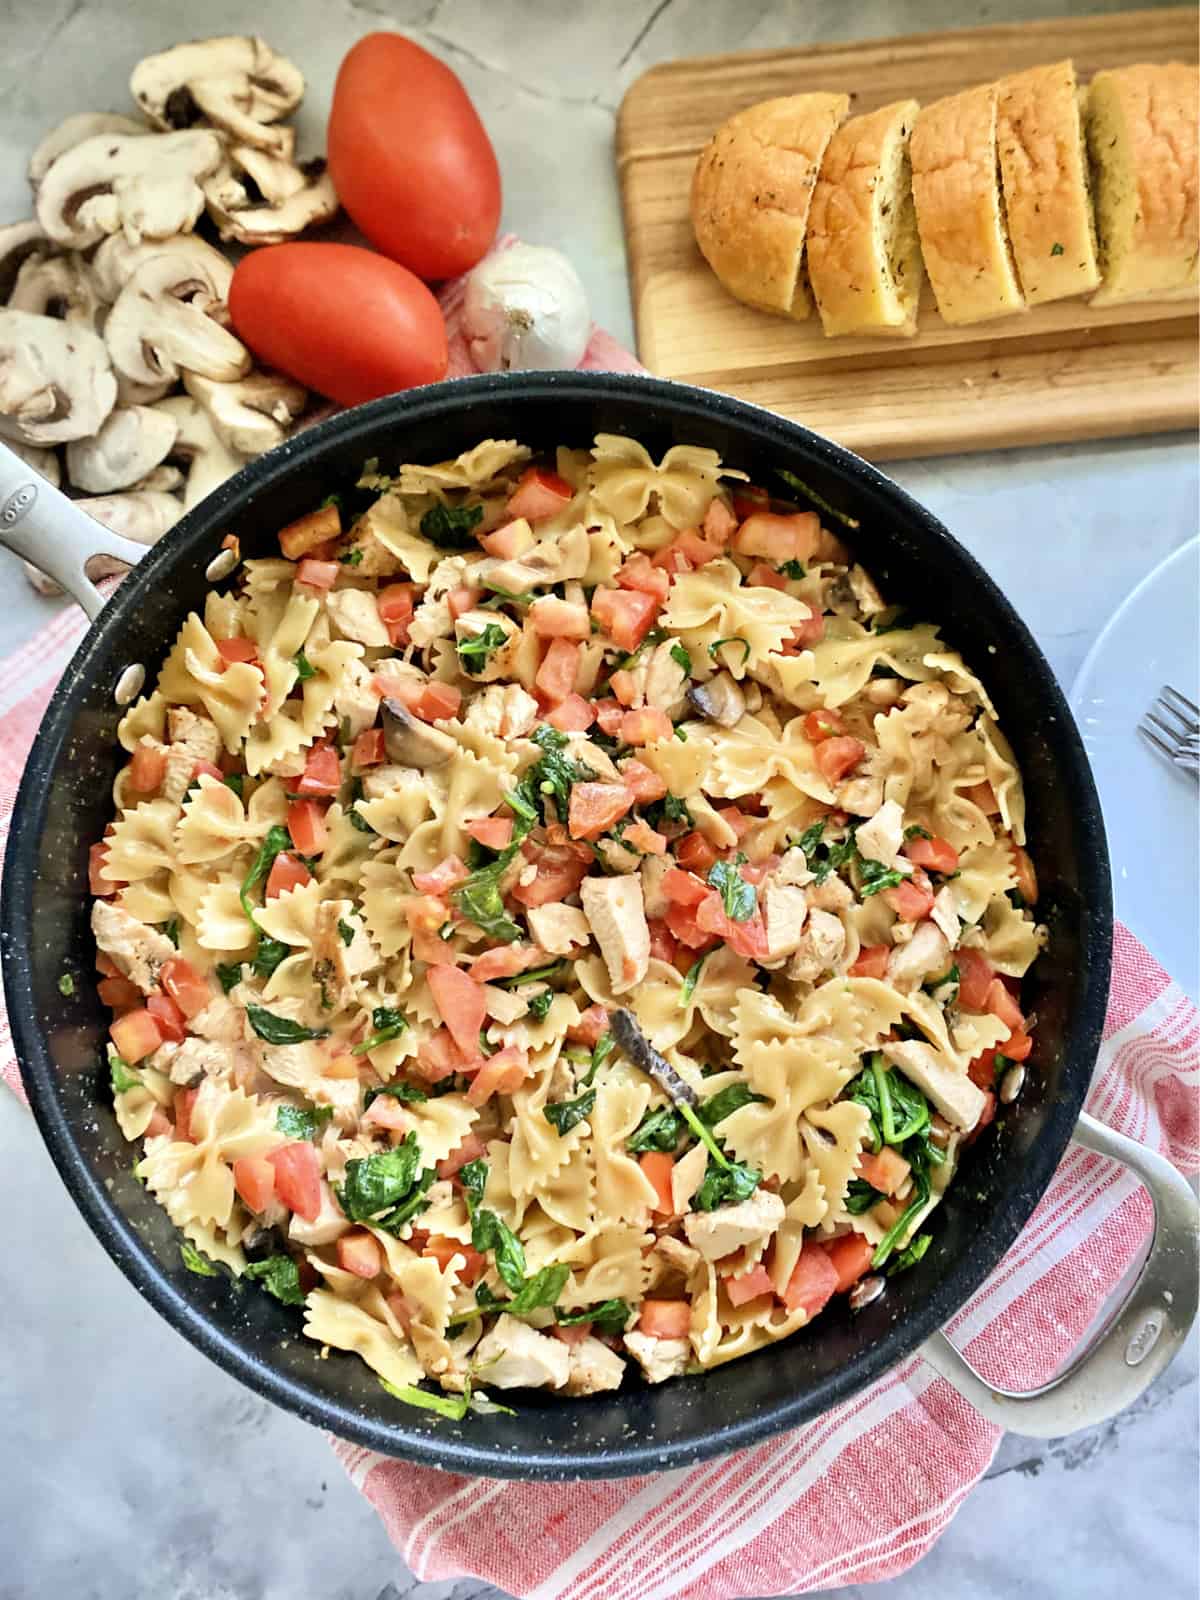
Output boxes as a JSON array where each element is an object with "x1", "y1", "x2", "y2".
[
  {"x1": 203, "y1": 149, "x2": 338, "y2": 244},
  {"x1": 130, "y1": 464, "x2": 184, "y2": 494},
  {"x1": 76, "y1": 490, "x2": 182, "y2": 545},
  {"x1": 0, "y1": 309, "x2": 116, "y2": 445},
  {"x1": 104, "y1": 248, "x2": 249, "y2": 389},
  {"x1": 36, "y1": 129, "x2": 223, "y2": 249},
  {"x1": 130, "y1": 37, "x2": 305, "y2": 157},
  {"x1": 66, "y1": 404, "x2": 179, "y2": 493},
  {"x1": 28, "y1": 113, "x2": 148, "y2": 189},
  {"x1": 91, "y1": 231, "x2": 232, "y2": 303},
  {"x1": 0, "y1": 221, "x2": 54, "y2": 301},
  {"x1": 154, "y1": 393, "x2": 243, "y2": 510},
  {"x1": 183, "y1": 369, "x2": 307, "y2": 454},
  {"x1": 8, "y1": 252, "x2": 103, "y2": 329}
]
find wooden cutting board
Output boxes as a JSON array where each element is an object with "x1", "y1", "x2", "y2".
[{"x1": 616, "y1": 8, "x2": 1198, "y2": 459}]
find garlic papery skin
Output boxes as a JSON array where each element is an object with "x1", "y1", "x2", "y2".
[{"x1": 463, "y1": 244, "x2": 591, "y2": 373}]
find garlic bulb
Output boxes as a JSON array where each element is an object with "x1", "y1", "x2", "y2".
[{"x1": 463, "y1": 244, "x2": 591, "y2": 373}]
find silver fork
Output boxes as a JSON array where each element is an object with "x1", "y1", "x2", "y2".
[{"x1": 1139, "y1": 684, "x2": 1199, "y2": 777}]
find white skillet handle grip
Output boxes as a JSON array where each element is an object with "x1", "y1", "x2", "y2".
[
  {"x1": 920, "y1": 1111, "x2": 1199, "y2": 1438},
  {"x1": 0, "y1": 442, "x2": 148, "y2": 621}
]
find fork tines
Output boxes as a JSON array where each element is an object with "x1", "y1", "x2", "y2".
[{"x1": 1140, "y1": 684, "x2": 1200, "y2": 775}]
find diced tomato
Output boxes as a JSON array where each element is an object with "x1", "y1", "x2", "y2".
[
  {"x1": 747, "y1": 562, "x2": 790, "y2": 592},
  {"x1": 96, "y1": 952, "x2": 121, "y2": 978},
  {"x1": 216, "y1": 635, "x2": 259, "y2": 667},
  {"x1": 423, "y1": 1235, "x2": 486, "y2": 1284},
  {"x1": 428, "y1": 964, "x2": 488, "y2": 1056},
  {"x1": 279, "y1": 503, "x2": 340, "y2": 559},
  {"x1": 884, "y1": 877, "x2": 935, "y2": 922},
  {"x1": 553, "y1": 1320, "x2": 593, "y2": 1346},
  {"x1": 723, "y1": 1264, "x2": 775, "y2": 1308},
  {"x1": 731, "y1": 484, "x2": 770, "y2": 520},
  {"x1": 266, "y1": 852, "x2": 311, "y2": 899},
  {"x1": 191, "y1": 759, "x2": 225, "y2": 785},
  {"x1": 568, "y1": 781, "x2": 633, "y2": 840},
  {"x1": 813, "y1": 735, "x2": 865, "y2": 785},
  {"x1": 233, "y1": 1154, "x2": 277, "y2": 1213},
  {"x1": 1001, "y1": 1027, "x2": 1034, "y2": 1063},
  {"x1": 620, "y1": 759, "x2": 668, "y2": 804},
  {"x1": 985, "y1": 977, "x2": 1024, "y2": 1035},
  {"x1": 465, "y1": 816, "x2": 513, "y2": 851},
  {"x1": 824, "y1": 1233, "x2": 875, "y2": 1294},
  {"x1": 351, "y1": 729, "x2": 386, "y2": 771},
  {"x1": 650, "y1": 544, "x2": 691, "y2": 577},
  {"x1": 545, "y1": 692, "x2": 595, "y2": 733},
  {"x1": 967, "y1": 1090, "x2": 998, "y2": 1141},
  {"x1": 98, "y1": 975, "x2": 141, "y2": 1010},
  {"x1": 469, "y1": 942, "x2": 550, "y2": 982},
  {"x1": 337, "y1": 1230, "x2": 383, "y2": 1279},
  {"x1": 466, "y1": 1043, "x2": 531, "y2": 1106},
  {"x1": 702, "y1": 497, "x2": 738, "y2": 546},
  {"x1": 295, "y1": 558, "x2": 339, "y2": 591},
  {"x1": 414, "y1": 1026, "x2": 465, "y2": 1083},
  {"x1": 638, "y1": 1299, "x2": 691, "y2": 1339},
  {"x1": 850, "y1": 944, "x2": 891, "y2": 979},
  {"x1": 406, "y1": 894, "x2": 451, "y2": 965},
  {"x1": 129, "y1": 743, "x2": 167, "y2": 792},
  {"x1": 674, "y1": 832, "x2": 718, "y2": 876},
  {"x1": 695, "y1": 892, "x2": 769, "y2": 962},
  {"x1": 1011, "y1": 844, "x2": 1039, "y2": 904},
  {"x1": 89, "y1": 842, "x2": 118, "y2": 897},
  {"x1": 956, "y1": 948, "x2": 996, "y2": 1012},
  {"x1": 173, "y1": 1086, "x2": 199, "y2": 1142},
  {"x1": 639, "y1": 1151, "x2": 675, "y2": 1216},
  {"x1": 662, "y1": 865, "x2": 709, "y2": 906},
  {"x1": 535, "y1": 638, "x2": 580, "y2": 704},
  {"x1": 268, "y1": 1141, "x2": 322, "y2": 1221},
  {"x1": 377, "y1": 581, "x2": 417, "y2": 623},
  {"x1": 593, "y1": 698, "x2": 625, "y2": 736},
  {"x1": 781, "y1": 1239, "x2": 840, "y2": 1316},
  {"x1": 296, "y1": 744, "x2": 341, "y2": 797},
  {"x1": 507, "y1": 465, "x2": 574, "y2": 522},
  {"x1": 665, "y1": 902, "x2": 720, "y2": 951},
  {"x1": 617, "y1": 553, "x2": 671, "y2": 600},
  {"x1": 436, "y1": 1131, "x2": 489, "y2": 1181},
  {"x1": 479, "y1": 518, "x2": 533, "y2": 559},
  {"x1": 624, "y1": 819, "x2": 667, "y2": 855},
  {"x1": 647, "y1": 918, "x2": 678, "y2": 964},
  {"x1": 968, "y1": 1048, "x2": 999, "y2": 1089},
  {"x1": 803, "y1": 708, "x2": 846, "y2": 743},
  {"x1": 529, "y1": 595, "x2": 591, "y2": 639},
  {"x1": 786, "y1": 613, "x2": 827, "y2": 650},
  {"x1": 566, "y1": 1004, "x2": 609, "y2": 1047},
  {"x1": 323, "y1": 1054, "x2": 360, "y2": 1081},
  {"x1": 739, "y1": 856, "x2": 778, "y2": 886},
  {"x1": 385, "y1": 679, "x2": 463, "y2": 722},
  {"x1": 161, "y1": 957, "x2": 211, "y2": 1020},
  {"x1": 511, "y1": 842, "x2": 590, "y2": 907},
  {"x1": 665, "y1": 528, "x2": 721, "y2": 569},
  {"x1": 620, "y1": 708, "x2": 672, "y2": 746},
  {"x1": 857, "y1": 1146, "x2": 911, "y2": 1195},
  {"x1": 591, "y1": 587, "x2": 659, "y2": 653},
  {"x1": 447, "y1": 585, "x2": 483, "y2": 620},
  {"x1": 287, "y1": 798, "x2": 329, "y2": 857},
  {"x1": 364, "y1": 1095, "x2": 410, "y2": 1132},
  {"x1": 411, "y1": 855, "x2": 470, "y2": 895},
  {"x1": 904, "y1": 834, "x2": 959, "y2": 874},
  {"x1": 608, "y1": 669, "x2": 640, "y2": 708},
  {"x1": 144, "y1": 1107, "x2": 173, "y2": 1140},
  {"x1": 109, "y1": 1007, "x2": 163, "y2": 1062},
  {"x1": 734, "y1": 510, "x2": 822, "y2": 563},
  {"x1": 715, "y1": 804, "x2": 754, "y2": 841},
  {"x1": 963, "y1": 780, "x2": 999, "y2": 816}
]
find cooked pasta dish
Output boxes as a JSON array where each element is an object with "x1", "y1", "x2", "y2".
[{"x1": 90, "y1": 435, "x2": 1044, "y2": 1414}]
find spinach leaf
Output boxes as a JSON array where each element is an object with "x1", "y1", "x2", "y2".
[
  {"x1": 223, "y1": 773, "x2": 244, "y2": 799},
  {"x1": 294, "y1": 650, "x2": 315, "y2": 681},
  {"x1": 239, "y1": 824, "x2": 292, "y2": 927},
  {"x1": 163, "y1": 917, "x2": 181, "y2": 948},
  {"x1": 276, "y1": 1103, "x2": 333, "y2": 1142},
  {"x1": 579, "y1": 1029, "x2": 615, "y2": 1088},
  {"x1": 451, "y1": 853, "x2": 524, "y2": 945},
  {"x1": 507, "y1": 1263, "x2": 570, "y2": 1316},
  {"x1": 555, "y1": 1299, "x2": 631, "y2": 1332},
  {"x1": 778, "y1": 559, "x2": 806, "y2": 579},
  {"x1": 459, "y1": 1159, "x2": 488, "y2": 1211},
  {"x1": 693, "y1": 1155, "x2": 761, "y2": 1211},
  {"x1": 243, "y1": 1255, "x2": 306, "y2": 1305},
  {"x1": 626, "y1": 1104, "x2": 685, "y2": 1154},
  {"x1": 215, "y1": 962, "x2": 242, "y2": 994},
  {"x1": 420, "y1": 501, "x2": 484, "y2": 549},
  {"x1": 707, "y1": 635, "x2": 751, "y2": 665},
  {"x1": 844, "y1": 1178, "x2": 884, "y2": 1215},
  {"x1": 543, "y1": 1090, "x2": 596, "y2": 1135},
  {"x1": 479, "y1": 581, "x2": 532, "y2": 609},
  {"x1": 494, "y1": 960, "x2": 566, "y2": 990},
  {"x1": 352, "y1": 1006, "x2": 409, "y2": 1055},
  {"x1": 775, "y1": 467, "x2": 860, "y2": 531},
  {"x1": 669, "y1": 642, "x2": 692, "y2": 674},
  {"x1": 180, "y1": 1242, "x2": 220, "y2": 1277},
  {"x1": 858, "y1": 857, "x2": 904, "y2": 898},
  {"x1": 348, "y1": 777, "x2": 376, "y2": 834},
  {"x1": 680, "y1": 951, "x2": 708, "y2": 1005},
  {"x1": 457, "y1": 622, "x2": 510, "y2": 674},
  {"x1": 526, "y1": 988, "x2": 554, "y2": 1022},
  {"x1": 337, "y1": 919, "x2": 355, "y2": 947},
  {"x1": 471, "y1": 1207, "x2": 527, "y2": 1294},
  {"x1": 379, "y1": 1378, "x2": 470, "y2": 1419},
  {"x1": 698, "y1": 1082, "x2": 766, "y2": 1126},
  {"x1": 337, "y1": 1134, "x2": 433, "y2": 1232},
  {"x1": 108, "y1": 1050, "x2": 140, "y2": 1096},
  {"x1": 339, "y1": 548, "x2": 364, "y2": 567},
  {"x1": 363, "y1": 1080, "x2": 428, "y2": 1109},
  {"x1": 249, "y1": 936, "x2": 290, "y2": 982},
  {"x1": 245, "y1": 1005, "x2": 330, "y2": 1045},
  {"x1": 888, "y1": 1231, "x2": 932, "y2": 1275},
  {"x1": 706, "y1": 859, "x2": 756, "y2": 922},
  {"x1": 904, "y1": 824, "x2": 932, "y2": 842}
]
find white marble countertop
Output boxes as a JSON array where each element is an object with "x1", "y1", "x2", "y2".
[{"x1": 0, "y1": 2, "x2": 1196, "y2": 1597}]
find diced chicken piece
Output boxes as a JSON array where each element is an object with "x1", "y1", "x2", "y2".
[
  {"x1": 886, "y1": 921, "x2": 950, "y2": 990},
  {"x1": 806, "y1": 874, "x2": 853, "y2": 912},
  {"x1": 266, "y1": 748, "x2": 307, "y2": 779},
  {"x1": 899, "y1": 682, "x2": 972, "y2": 737},
  {"x1": 361, "y1": 763, "x2": 417, "y2": 801},
  {"x1": 683, "y1": 1188, "x2": 785, "y2": 1262},
  {"x1": 311, "y1": 1072, "x2": 363, "y2": 1132},
  {"x1": 640, "y1": 852, "x2": 675, "y2": 920},
  {"x1": 854, "y1": 799, "x2": 906, "y2": 869},
  {"x1": 526, "y1": 903, "x2": 590, "y2": 956},
  {"x1": 91, "y1": 900, "x2": 176, "y2": 993},
  {"x1": 883, "y1": 1039, "x2": 987, "y2": 1131},
  {"x1": 671, "y1": 1141, "x2": 708, "y2": 1215},
  {"x1": 343, "y1": 509, "x2": 409, "y2": 576},
  {"x1": 473, "y1": 1314, "x2": 571, "y2": 1390},
  {"x1": 288, "y1": 1179, "x2": 351, "y2": 1246},
  {"x1": 863, "y1": 677, "x2": 905, "y2": 708},
  {"x1": 643, "y1": 640, "x2": 689, "y2": 715},
  {"x1": 563, "y1": 1335, "x2": 626, "y2": 1396},
  {"x1": 655, "y1": 1233, "x2": 701, "y2": 1276},
  {"x1": 838, "y1": 775, "x2": 885, "y2": 816},
  {"x1": 188, "y1": 993, "x2": 247, "y2": 1043},
  {"x1": 481, "y1": 985, "x2": 529, "y2": 1024},
  {"x1": 563, "y1": 733, "x2": 622, "y2": 783},
  {"x1": 333, "y1": 657, "x2": 383, "y2": 740},
  {"x1": 623, "y1": 1331, "x2": 692, "y2": 1385},
  {"x1": 930, "y1": 884, "x2": 961, "y2": 948},
  {"x1": 162, "y1": 706, "x2": 223, "y2": 802},
  {"x1": 312, "y1": 900, "x2": 378, "y2": 1011},
  {"x1": 848, "y1": 564, "x2": 886, "y2": 617},
  {"x1": 580, "y1": 874, "x2": 650, "y2": 994},
  {"x1": 592, "y1": 837, "x2": 642, "y2": 875},
  {"x1": 163, "y1": 1036, "x2": 238, "y2": 1086},
  {"x1": 787, "y1": 908, "x2": 846, "y2": 981},
  {"x1": 763, "y1": 882, "x2": 808, "y2": 962},
  {"x1": 463, "y1": 683, "x2": 540, "y2": 741},
  {"x1": 407, "y1": 556, "x2": 469, "y2": 648},
  {"x1": 774, "y1": 847, "x2": 813, "y2": 888},
  {"x1": 325, "y1": 587, "x2": 391, "y2": 647}
]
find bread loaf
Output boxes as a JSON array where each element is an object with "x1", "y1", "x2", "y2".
[
  {"x1": 807, "y1": 99, "x2": 924, "y2": 337},
  {"x1": 1086, "y1": 62, "x2": 1199, "y2": 304},
  {"x1": 910, "y1": 84, "x2": 1025, "y2": 324},
  {"x1": 996, "y1": 61, "x2": 1100, "y2": 304},
  {"x1": 690, "y1": 93, "x2": 850, "y2": 318}
]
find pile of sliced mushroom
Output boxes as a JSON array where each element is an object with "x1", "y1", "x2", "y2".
[{"x1": 0, "y1": 36, "x2": 336, "y2": 593}]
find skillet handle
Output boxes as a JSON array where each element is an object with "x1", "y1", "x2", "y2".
[
  {"x1": 920, "y1": 1111, "x2": 1198, "y2": 1438},
  {"x1": 0, "y1": 441, "x2": 149, "y2": 621}
]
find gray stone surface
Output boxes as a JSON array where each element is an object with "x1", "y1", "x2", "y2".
[{"x1": 0, "y1": 2, "x2": 1196, "y2": 1597}]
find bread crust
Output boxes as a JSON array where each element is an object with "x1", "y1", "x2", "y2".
[
  {"x1": 910, "y1": 83, "x2": 1025, "y2": 325},
  {"x1": 808, "y1": 98, "x2": 923, "y2": 337},
  {"x1": 997, "y1": 60, "x2": 1100, "y2": 304},
  {"x1": 690, "y1": 92, "x2": 850, "y2": 318}
]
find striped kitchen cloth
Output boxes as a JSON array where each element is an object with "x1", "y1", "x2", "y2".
[{"x1": 1, "y1": 243, "x2": 1196, "y2": 1598}]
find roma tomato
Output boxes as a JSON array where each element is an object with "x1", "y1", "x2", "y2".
[
  {"x1": 229, "y1": 243, "x2": 448, "y2": 407},
  {"x1": 327, "y1": 34, "x2": 501, "y2": 280}
]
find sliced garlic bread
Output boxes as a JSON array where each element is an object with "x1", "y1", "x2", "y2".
[
  {"x1": 1086, "y1": 62, "x2": 1199, "y2": 305},
  {"x1": 911, "y1": 83, "x2": 1025, "y2": 325},
  {"x1": 807, "y1": 98, "x2": 924, "y2": 337},
  {"x1": 997, "y1": 60, "x2": 1100, "y2": 304},
  {"x1": 690, "y1": 92, "x2": 850, "y2": 319}
]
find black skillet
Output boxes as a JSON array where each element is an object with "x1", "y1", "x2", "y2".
[{"x1": 1, "y1": 373, "x2": 1195, "y2": 1480}]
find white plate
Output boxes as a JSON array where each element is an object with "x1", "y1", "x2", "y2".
[{"x1": 1071, "y1": 538, "x2": 1199, "y2": 1001}]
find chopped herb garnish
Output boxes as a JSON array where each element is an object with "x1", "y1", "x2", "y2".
[
  {"x1": 337, "y1": 918, "x2": 355, "y2": 947},
  {"x1": 180, "y1": 1242, "x2": 220, "y2": 1277},
  {"x1": 1050, "y1": 241, "x2": 1064, "y2": 256},
  {"x1": 778, "y1": 559, "x2": 806, "y2": 579},
  {"x1": 904, "y1": 824, "x2": 932, "y2": 842},
  {"x1": 245, "y1": 1005, "x2": 330, "y2": 1045},
  {"x1": 108, "y1": 1050, "x2": 141, "y2": 1096},
  {"x1": 243, "y1": 1255, "x2": 305, "y2": 1305},
  {"x1": 706, "y1": 858, "x2": 756, "y2": 922},
  {"x1": 708, "y1": 635, "x2": 751, "y2": 665},
  {"x1": 776, "y1": 466, "x2": 860, "y2": 530},
  {"x1": 57, "y1": 973, "x2": 75, "y2": 997},
  {"x1": 339, "y1": 548, "x2": 364, "y2": 566},
  {"x1": 543, "y1": 1089, "x2": 596, "y2": 1135},
  {"x1": 669, "y1": 642, "x2": 692, "y2": 674},
  {"x1": 420, "y1": 501, "x2": 484, "y2": 549}
]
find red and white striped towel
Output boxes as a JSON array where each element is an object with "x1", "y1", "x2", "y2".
[{"x1": 1, "y1": 243, "x2": 1196, "y2": 1598}]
